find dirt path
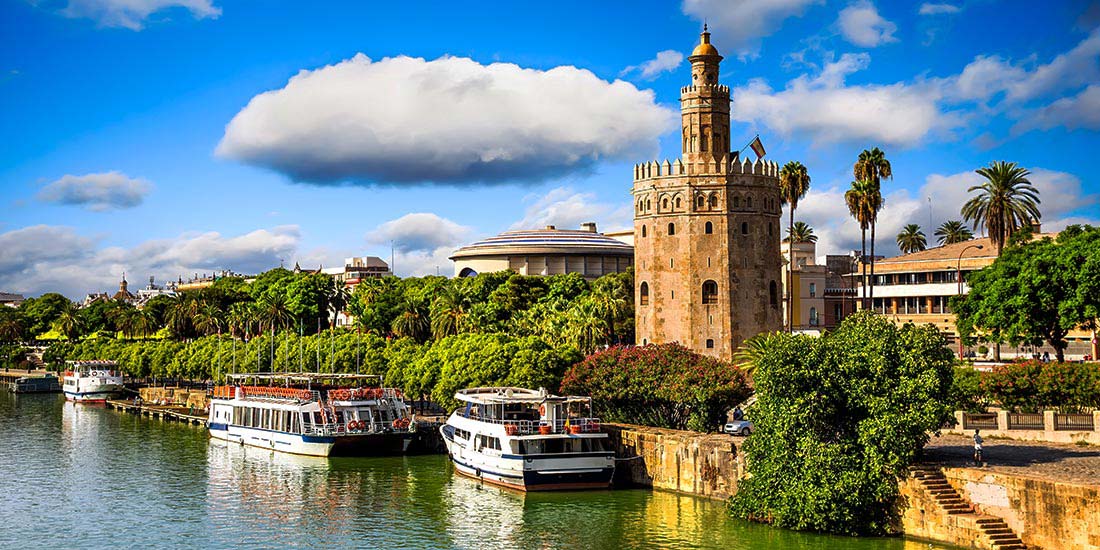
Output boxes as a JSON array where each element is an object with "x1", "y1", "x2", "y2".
[{"x1": 922, "y1": 434, "x2": 1100, "y2": 486}]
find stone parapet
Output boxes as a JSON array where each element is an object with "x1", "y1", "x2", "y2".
[{"x1": 604, "y1": 423, "x2": 741, "y2": 500}]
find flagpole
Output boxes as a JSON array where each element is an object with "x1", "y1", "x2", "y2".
[{"x1": 738, "y1": 134, "x2": 761, "y2": 157}]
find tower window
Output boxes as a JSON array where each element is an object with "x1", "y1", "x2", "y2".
[
  {"x1": 702, "y1": 280, "x2": 718, "y2": 304},
  {"x1": 768, "y1": 224, "x2": 773, "y2": 236},
  {"x1": 704, "y1": 221, "x2": 713, "y2": 234},
  {"x1": 747, "y1": 197, "x2": 753, "y2": 208},
  {"x1": 668, "y1": 223, "x2": 675, "y2": 236},
  {"x1": 662, "y1": 198, "x2": 668, "y2": 210},
  {"x1": 809, "y1": 283, "x2": 816, "y2": 297},
  {"x1": 709, "y1": 195, "x2": 718, "y2": 208},
  {"x1": 646, "y1": 199, "x2": 652, "y2": 210},
  {"x1": 741, "y1": 222, "x2": 749, "y2": 235},
  {"x1": 640, "y1": 282, "x2": 649, "y2": 306},
  {"x1": 769, "y1": 281, "x2": 778, "y2": 307},
  {"x1": 733, "y1": 197, "x2": 740, "y2": 208},
  {"x1": 641, "y1": 225, "x2": 647, "y2": 238},
  {"x1": 810, "y1": 307, "x2": 819, "y2": 326},
  {"x1": 675, "y1": 197, "x2": 682, "y2": 209},
  {"x1": 706, "y1": 339, "x2": 714, "y2": 349},
  {"x1": 696, "y1": 196, "x2": 705, "y2": 209}
]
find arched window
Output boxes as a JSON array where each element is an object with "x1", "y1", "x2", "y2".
[
  {"x1": 696, "y1": 196, "x2": 705, "y2": 209},
  {"x1": 809, "y1": 283, "x2": 816, "y2": 297},
  {"x1": 709, "y1": 195, "x2": 718, "y2": 208},
  {"x1": 640, "y1": 282, "x2": 650, "y2": 306},
  {"x1": 768, "y1": 223, "x2": 773, "y2": 236},
  {"x1": 741, "y1": 222, "x2": 749, "y2": 235},
  {"x1": 675, "y1": 197, "x2": 682, "y2": 209},
  {"x1": 667, "y1": 223, "x2": 675, "y2": 236},
  {"x1": 769, "y1": 281, "x2": 778, "y2": 307},
  {"x1": 702, "y1": 280, "x2": 718, "y2": 304},
  {"x1": 642, "y1": 338, "x2": 648, "y2": 345},
  {"x1": 662, "y1": 198, "x2": 669, "y2": 209},
  {"x1": 704, "y1": 221, "x2": 713, "y2": 234},
  {"x1": 706, "y1": 339, "x2": 714, "y2": 349},
  {"x1": 641, "y1": 225, "x2": 647, "y2": 238},
  {"x1": 646, "y1": 199, "x2": 652, "y2": 210},
  {"x1": 733, "y1": 197, "x2": 740, "y2": 208}
]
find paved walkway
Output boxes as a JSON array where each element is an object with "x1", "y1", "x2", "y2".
[{"x1": 923, "y1": 434, "x2": 1100, "y2": 486}]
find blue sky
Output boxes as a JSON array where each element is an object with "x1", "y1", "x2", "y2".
[{"x1": 2, "y1": 0, "x2": 1099, "y2": 298}]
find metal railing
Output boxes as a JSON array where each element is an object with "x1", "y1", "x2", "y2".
[
  {"x1": 962, "y1": 413, "x2": 998, "y2": 430},
  {"x1": 456, "y1": 412, "x2": 603, "y2": 435},
  {"x1": 1006, "y1": 413, "x2": 1044, "y2": 430},
  {"x1": 1054, "y1": 413, "x2": 1095, "y2": 431}
]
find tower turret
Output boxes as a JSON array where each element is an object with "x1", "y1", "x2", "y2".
[{"x1": 681, "y1": 25, "x2": 730, "y2": 165}]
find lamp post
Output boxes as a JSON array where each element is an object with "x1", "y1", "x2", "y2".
[{"x1": 956, "y1": 244, "x2": 984, "y2": 357}]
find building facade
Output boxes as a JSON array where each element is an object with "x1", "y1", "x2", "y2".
[
  {"x1": 783, "y1": 241, "x2": 827, "y2": 332},
  {"x1": 632, "y1": 29, "x2": 783, "y2": 360},
  {"x1": 450, "y1": 223, "x2": 633, "y2": 279}
]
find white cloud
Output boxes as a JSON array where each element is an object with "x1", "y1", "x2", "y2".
[
  {"x1": 837, "y1": 1, "x2": 898, "y2": 48},
  {"x1": 0, "y1": 225, "x2": 300, "y2": 299},
  {"x1": 365, "y1": 213, "x2": 474, "y2": 253},
  {"x1": 57, "y1": 0, "x2": 220, "y2": 30},
  {"x1": 682, "y1": 0, "x2": 821, "y2": 57},
  {"x1": 1014, "y1": 85, "x2": 1100, "y2": 131},
  {"x1": 793, "y1": 167, "x2": 1097, "y2": 258},
  {"x1": 509, "y1": 187, "x2": 632, "y2": 232},
  {"x1": 37, "y1": 171, "x2": 152, "y2": 211},
  {"x1": 217, "y1": 54, "x2": 675, "y2": 186},
  {"x1": 621, "y1": 50, "x2": 684, "y2": 80},
  {"x1": 730, "y1": 53, "x2": 960, "y2": 146},
  {"x1": 918, "y1": 3, "x2": 960, "y2": 15}
]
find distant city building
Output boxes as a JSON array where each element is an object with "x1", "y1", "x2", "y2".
[
  {"x1": 0, "y1": 292, "x2": 25, "y2": 308},
  {"x1": 135, "y1": 276, "x2": 176, "y2": 306},
  {"x1": 632, "y1": 29, "x2": 783, "y2": 361},
  {"x1": 783, "y1": 241, "x2": 827, "y2": 333},
  {"x1": 450, "y1": 223, "x2": 633, "y2": 279},
  {"x1": 112, "y1": 274, "x2": 136, "y2": 303},
  {"x1": 823, "y1": 253, "x2": 859, "y2": 328},
  {"x1": 176, "y1": 270, "x2": 252, "y2": 292},
  {"x1": 321, "y1": 256, "x2": 392, "y2": 289},
  {"x1": 849, "y1": 230, "x2": 1097, "y2": 359}
]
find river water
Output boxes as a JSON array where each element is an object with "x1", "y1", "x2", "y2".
[{"x1": 0, "y1": 392, "x2": 956, "y2": 549}]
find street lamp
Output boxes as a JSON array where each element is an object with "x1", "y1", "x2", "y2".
[{"x1": 956, "y1": 244, "x2": 984, "y2": 357}]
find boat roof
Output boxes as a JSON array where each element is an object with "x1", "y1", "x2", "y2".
[
  {"x1": 225, "y1": 372, "x2": 383, "y2": 384},
  {"x1": 454, "y1": 387, "x2": 591, "y2": 405},
  {"x1": 66, "y1": 360, "x2": 118, "y2": 367}
]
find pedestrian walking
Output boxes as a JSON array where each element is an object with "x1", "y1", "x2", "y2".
[
  {"x1": 973, "y1": 430, "x2": 983, "y2": 466},
  {"x1": 733, "y1": 406, "x2": 744, "y2": 421}
]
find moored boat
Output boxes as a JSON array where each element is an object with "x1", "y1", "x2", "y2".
[
  {"x1": 62, "y1": 361, "x2": 125, "y2": 402},
  {"x1": 441, "y1": 387, "x2": 614, "y2": 491},
  {"x1": 9, "y1": 374, "x2": 61, "y2": 393}
]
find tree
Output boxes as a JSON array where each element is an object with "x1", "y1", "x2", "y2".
[
  {"x1": 854, "y1": 148, "x2": 891, "y2": 308},
  {"x1": 729, "y1": 312, "x2": 953, "y2": 535},
  {"x1": 732, "y1": 331, "x2": 782, "y2": 377},
  {"x1": 193, "y1": 302, "x2": 225, "y2": 336},
  {"x1": 783, "y1": 221, "x2": 817, "y2": 244},
  {"x1": 934, "y1": 220, "x2": 974, "y2": 245},
  {"x1": 257, "y1": 294, "x2": 292, "y2": 333},
  {"x1": 562, "y1": 343, "x2": 751, "y2": 432},
  {"x1": 430, "y1": 284, "x2": 471, "y2": 339},
  {"x1": 18, "y1": 293, "x2": 72, "y2": 337},
  {"x1": 962, "y1": 161, "x2": 1041, "y2": 255},
  {"x1": 845, "y1": 179, "x2": 877, "y2": 309},
  {"x1": 954, "y1": 226, "x2": 1100, "y2": 362},
  {"x1": 53, "y1": 301, "x2": 84, "y2": 341},
  {"x1": 286, "y1": 273, "x2": 331, "y2": 331},
  {"x1": 562, "y1": 298, "x2": 608, "y2": 355},
  {"x1": 166, "y1": 295, "x2": 199, "y2": 339},
  {"x1": 896, "y1": 224, "x2": 927, "y2": 254},
  {"x1": 392, "y1": 298, "x2": 430, "y2": 343},
  {"x1": 779, "y1": 160, "x2": 811, "y2": 333}
]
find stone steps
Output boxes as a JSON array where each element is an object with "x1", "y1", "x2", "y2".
[{"x1": 911, "y1": 467, "x2": 1027, "y2": 549}]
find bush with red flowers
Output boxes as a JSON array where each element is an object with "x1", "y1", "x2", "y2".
[
  {"x1": 983, "y1": 360, "x2": 1100, "y2": 412},
  {"x1": 560, "y1": 343, "x2": 750, "y2": 432}
]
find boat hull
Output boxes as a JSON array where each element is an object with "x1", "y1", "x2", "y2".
[
  {"x1": 64, "y1": 386, "x2": 124, "y2": 402},
  {"x1": 448, "y1": 453, "x2": 614, "y2": 491},
  {"x1": 209, "y1": 424, "x2": 336, "y2": 457},
  {"x1": 329, "y1": 431, "x2": 414, "y2": 456}
]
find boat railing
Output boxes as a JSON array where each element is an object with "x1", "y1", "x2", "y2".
[
  {"x1": 456, "y1": 413, "x2": 603, "y2": 435},
  {"x1": 326, "y1": 387, "x2": 405, "y2": 402},
  {"x1": 232, "y1": 386, "x2": 320, "y2": 403}
]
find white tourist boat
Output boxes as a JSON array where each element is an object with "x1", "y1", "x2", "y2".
[
  {"x1": 441, "y1": 387, "x2": 615, "y2": 491},
  {"x1": 208, "y1": 373, "x2": 415, "y2": 457},
  {"x1": 62, "y1": 361, "x2": 125, "y2": 402}
]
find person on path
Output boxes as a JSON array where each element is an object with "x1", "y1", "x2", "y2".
[
  {"x1": 733, "y1": 406, "x2": 744, "y2": 421},
  {"x1": 973, "y1": 430, "x2": 983, "y2": 466}
]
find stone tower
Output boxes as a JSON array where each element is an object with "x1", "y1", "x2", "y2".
[{"x1": 632, "y1": 28, "x2": 783, "y2": 361}]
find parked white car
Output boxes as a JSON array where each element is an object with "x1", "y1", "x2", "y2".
[{"x1": 723, "y1": 420, "x2": 753, "y2": 436}]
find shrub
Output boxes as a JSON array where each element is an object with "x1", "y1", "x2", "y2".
[
  {"x1": 729, "y1": 312, "x2": 954, "y2": 535},
  {"x1": 984, "y1": 361, "x2": 1100, "y2": 412},
  {"x1": 561, "y1": 343, "x2": 750, "y2": 432},
  {"x1": 949, "y1": 366, "x2": 987, "y2": 412}
]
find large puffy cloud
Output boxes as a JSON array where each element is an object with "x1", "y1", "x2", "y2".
[
  {"x1": 792, "y1": 167, "x2": 1097, "y2": 260},
  {"x1": 837, "y1": 1, "x2": 898, "y2": 48},
  {"x1": 1014, "y1": 85, "x2": 1100, "y2": 132},
  {"x1": 731, "y1": 54, "x2": 960, "y2": 147},
  {"x1": 509, "y1": 187, "x2": 632, "y2": 232},
  {"x1": 621, "y1": 50, "x2": 684, "y2": 80},
  {"x1": 217, "y1": 54, "x2": 675, "y2": 186},
  {"x1": 0, "y1": 225, "x2": 300, "y2": 299},
  {"x1": 683, "y1": 0, "x2": 821, "y2": 57},
  {"x1": 37, "y1": 171, "x2": 152, "y2": 211},
  {"x1": 57, "y1": 0, "x2": 220, "y2": 30}
]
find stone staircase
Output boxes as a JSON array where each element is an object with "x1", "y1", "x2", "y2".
[{"x1": 911, "y1": 466, "x2": 1027, "y2": 550}]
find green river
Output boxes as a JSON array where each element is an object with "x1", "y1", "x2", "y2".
[{"x1": 0, "y1": 392, "x2": 957, "y2": 549}]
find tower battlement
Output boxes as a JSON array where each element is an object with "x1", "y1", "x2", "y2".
[
  {"x1": 633, "y1": 157, "x2": 779, "y2": 181},
  {"x1": 680, "y1": 84, "x2": 730, "y2": 95}
]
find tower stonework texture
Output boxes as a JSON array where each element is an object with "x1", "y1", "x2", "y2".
[{"x1": 632, "y1": 29, "x2": 783, "y2": 361}]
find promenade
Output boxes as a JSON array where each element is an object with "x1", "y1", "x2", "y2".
[{"x1": 924, "y1": 434, "x2": 1100, "y2": 486}]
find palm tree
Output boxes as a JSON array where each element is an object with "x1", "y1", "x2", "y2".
[
  {"x1": 961, "y1": 161, "x2": 1041, "y2": 255},
  {"x1": 227, "y1": 302, "x2": 257, "y2": 339},
  {"x1": 0, "y1": 317, "x2": 23, "y2": 341},
  {"x1": 54, "y1": 302, "x2": 83, "y2": 341},
  {"x1": 193, "y1": 302, "x2": 225, "y2": 336},
  {"x1": 783, "y1": 221, "x2": 817, "y2": 244},
  {"x1": 131, "y1": 309, "x2": 156, "y2": 340},
  {"x1": 854, "y1": 148, "x2": 891, "y2": 306},
  {"x1": 564, "y1": 299, "x2": 609, "y2": 355},
  {"x1": 779, "y1": 160, "x2": 811, "y2": 332},
  {"x1": 258, "y1": 295, "x2": 292, "y2": 334},
  {"x1": 392, "y1": 298, "x2": 430, "y2": 342},
  {"x1": 587, "y1": 279, "x2": 629, "y2": 344},
  {"x1": 109, "y1": 303, "x2": 138, "y2": 338},
  {"x1": 326, "y1": 280, "x2": 352, "y2": 329},
  {"x1": 166, "y1": 295, "x2": 198, "y2": 338},
  {"x1": 845, "y1": 179, "x2": 876, "y2": 309},
  {"x1": 934, "y1": 220, "x2": 974, "y2": 246},
  {"x1": 733, "y1": 332, "x2": 781, "y2": 377},
  {"x1": 431, "y1": 284, "x2": 470, "y2": 339},
  {"x1": 896, "y1": 224, "x2": 927, "y2": 254}
]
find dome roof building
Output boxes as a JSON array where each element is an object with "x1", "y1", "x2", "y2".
[{"x1": 450, "y1": 223, "x2": 633, "y2": 278}]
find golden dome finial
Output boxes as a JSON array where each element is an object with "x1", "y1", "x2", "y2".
[{"x1": 691, "y1": 24, "x2": 720, "y2": 58}]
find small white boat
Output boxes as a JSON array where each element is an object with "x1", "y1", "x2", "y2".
[
  {"x1": 441, "y1": 387, "x2": 614, "y2": 491},
  {"x1": 62, "y1": 361, "x2": 125, "y2": 402}
]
